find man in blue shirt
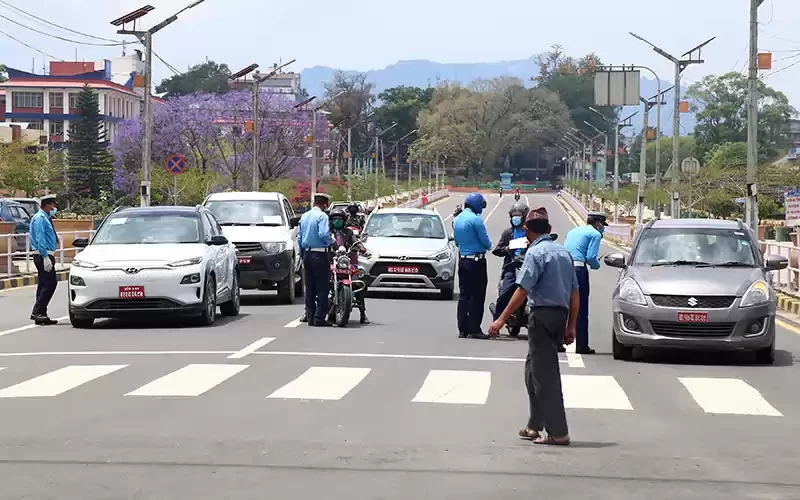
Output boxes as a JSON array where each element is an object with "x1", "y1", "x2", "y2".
[
  {"x1": 563, "y1": 211, "x2": 607, "y2": 354},
  {"x1": 298, "y1": 193, "x2": 335, "y2": 327},
  {"x1": 29, "y1": 195, "x2": 59, "y2": 325},
  {"x1": 490, "y1": 202, "x2": 529, "y2": 325},
  {"x1": 453, "y1": 192, "x2": 492, "y2": 339},
  {"x1": 489, "y1": 207, "x2": 578, "y2": 446}
]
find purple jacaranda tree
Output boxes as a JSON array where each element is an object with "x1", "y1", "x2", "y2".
[{"x1": 112, "y1": 89, "x2": 317, "y2": 197}]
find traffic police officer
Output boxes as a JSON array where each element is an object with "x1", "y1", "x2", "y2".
[
  {"x1": 453, "y1": 192, "x2": 492, "y2": 339},
  {"x1": 29, "y1": 195, "x2": 59, "y2": 325},
  {"x1": 563, "y1": 211, "x2": 608, "y2": 354},
  {"x1": 298, "y1": 193, "x2": 335, "y2": 326}
]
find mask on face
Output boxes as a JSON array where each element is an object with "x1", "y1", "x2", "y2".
[
  {"x1": 332, "y1": 219, "x2": 344, "y2": 230},
  {"x1": 49, "y1": 208, "x2": 57, "y2": 217},
  {"x1": 597, "y1": 224, "x2": 605, "y2": 235},
  {"x1": 511, "y1": 216, "x2": 522, "y2": 227}
]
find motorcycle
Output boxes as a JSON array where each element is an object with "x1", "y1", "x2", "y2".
[
  {"x1": 327, "y1": 245, "x2": 367, "y2": 327},
  {"x1": 514, "y1": 193, "x2": 520, "y2": 202}
]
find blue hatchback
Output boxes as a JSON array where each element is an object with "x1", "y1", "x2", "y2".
[{"x1": 0, "y1": 199, "x2": 33, "y2": 248}]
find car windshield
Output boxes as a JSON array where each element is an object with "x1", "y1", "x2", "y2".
[
  {"x1": 631, "y1": 227, "x2": 757, "y2": 267},
  {"x1": 93, "y1": 214, "x2": 202, "y2": 245},
  {"x1": 364, "y1": 213, "x2": 446, "y2": 239},
  {"x1": 205, "y1": 200, "x2": 284, "y2": 226},
  {"x1": 14, "y1": 201, "x2": 38, "y2": 217}
]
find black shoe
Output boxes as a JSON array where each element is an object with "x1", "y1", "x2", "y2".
[
  {"x1": 558, "y1": 345, "x2": 567, "y2": 353},
  {"x1": 359, "y1": 312, "x2": 370, "y2": 324},
  {"x1": 34, "y1": 316, "x2": 58, "y2": 326},
  {"x1": 467, "y1": 332, "x2": 489, "y2": 340},
  {"x1": 459, "y1": 332, "x2": 468, "y2": 338},
  {"x1": 314, "y1": 320, "x2": 333, "y2": 327},
  {"x1": 299, "y1": 313, "x2": 308, "y2": 323},
  {"x1": 576, "y1": 347, "x2": 596, "y2": 355}
]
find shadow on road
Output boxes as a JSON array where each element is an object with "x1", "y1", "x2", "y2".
[
  {"x1": 632, "y1": 348, "x2": 794, "y2": 368},
  {"x1": 90, "y1": 314, "x2": 248, "y2": 330}
]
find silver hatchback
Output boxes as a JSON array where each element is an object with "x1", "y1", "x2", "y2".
[{"x1": 605, "y1": 219, "x2": 788, "y2": 364}]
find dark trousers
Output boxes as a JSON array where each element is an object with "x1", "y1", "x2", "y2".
[
  {"x1": 493, "y1": 269, "x2": 518, "y2": 321},
  {"x1": 525, "y1": 307, "x2": 569, "y2": 436},
  {"x1": 575, "y1": 265, "x2": 591, "y2": 351},
  {"x1": 457, "y1": 257, "x2": 488, "y2": 334},
  {"x1": 303, "y1": 252, "x2": 330, "y2": 322},
  {"x1": 32, "y1": 255, "x2": 57, "y2": 317}
]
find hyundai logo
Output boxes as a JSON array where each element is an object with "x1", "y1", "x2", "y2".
[
  {"x1": 124, "y1": 268, "x2": 141, "y2": 274},
  {"x1": 398, "y1": 256, "x2": 409, "y2": 261},
  {"x1": 687, "y1": 297, "x2": 698, "y2": 307}
]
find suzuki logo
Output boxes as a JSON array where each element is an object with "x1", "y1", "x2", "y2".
[
  {"x1": 124, "y1": 268, "x2": 140, "y2": 275},
  {"x1": 687, "y1": 297, "x2": 698, "y2": 307}
]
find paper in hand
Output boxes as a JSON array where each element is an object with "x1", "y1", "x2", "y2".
[{"x1": 509, "y1": 237, "x2": 529, "y2": 250}]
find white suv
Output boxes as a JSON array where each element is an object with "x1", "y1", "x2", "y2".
[
  {"x1": 68, "y1": 206, "x2": 240, "y2": 328},
  {"x1": 203, "y1": 192, "x2": 302, "y2": 304}
]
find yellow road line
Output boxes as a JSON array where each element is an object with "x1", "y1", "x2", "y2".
[{"x1": 776, "y1": 319, "x2": 800, "y2": 335}]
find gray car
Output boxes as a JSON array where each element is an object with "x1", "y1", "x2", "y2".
[{"x1": 605, "y1": 218, "x2": 788, "y2": 365}]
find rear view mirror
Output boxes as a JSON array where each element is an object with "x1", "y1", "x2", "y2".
[
  {"x1": 72, "y1": 238, "x2": 89, "y2": 248},
  {"x1": 289, "y1": 216, "x2": 300, "y2": 229},
  {"x1": 764, "y1": 254, "x2": 788, "y2": 271},
  {"x1": 604, "y1": 252, "x2": 626, "y2": 268}
]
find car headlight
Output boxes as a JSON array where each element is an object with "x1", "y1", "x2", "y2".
[
  {"x1": 167, "y1": 257, "x2": 203, "y2": 268},
  {"x1": 618, "y1": 277, "x2": 646, "y2": 305},
  {"x1": 740, "y1": 280, "x2": 770, "y2": 307},
  {"x1": 72, "y1": 259, "x2": 97, "y2": 269},
  {"x1": 262, "y1": 242, "x2": 286, "y2": 254},
  {"x1": 337, "y1": 255, "x2": 351, "y2": 269},
  {"x1": 430, "y1": 250, "x2": 451, "y2": 262}
]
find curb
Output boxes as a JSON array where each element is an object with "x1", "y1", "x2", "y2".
[
  {"x1": 776, "y1": 292, "x2": 800, "y2": 315},
  {"x1": 0, "y1": 270, "x2": 69, "y2": 291},
  {"x1": 555, "y1": 195, "x2": 632, "y2": 254}
]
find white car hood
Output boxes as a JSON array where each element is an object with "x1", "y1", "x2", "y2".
[
  {"x1": 365, "y1": 237, "x2": 449, "y2": 258},
  {"x1": 78, "y1": 244, "x2": 208, "y2": 267},
  {"x1": 220, "y1": 225, "x2": 291, "y2": 243}
]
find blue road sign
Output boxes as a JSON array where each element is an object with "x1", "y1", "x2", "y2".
[{"x1": 166, "y1": 154, "x2": 187, "y2": 175}]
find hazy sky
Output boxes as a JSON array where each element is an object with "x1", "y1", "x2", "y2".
[{"x1": 1, "y1": 0, "x2": 799, "y2": 107}]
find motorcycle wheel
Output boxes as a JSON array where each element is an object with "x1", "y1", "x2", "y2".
[{"x1": 335, "y1": 284, "x2": 353, "y2": 327}]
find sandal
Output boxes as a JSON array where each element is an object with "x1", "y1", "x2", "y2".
[
  {"x1": 518, "y1": 428, "x2": 540, "y2": 440},
  {"x1": 533, "y1": 434, "x2": 571, "y2": 446}
]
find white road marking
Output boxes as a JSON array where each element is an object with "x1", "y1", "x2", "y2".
[
  {"x1": 126, "y1": 364, "x2": 248, "y2": 397},
  {"x1": 228, "y1": 337, "x2": 275, "y2": 359},
  {"x1": 267, "y1": 366, "x2": 370, "y2": 400},
  {"x1": 0, "y1": 365, "x2": 127, "y2": 398},
  {"x1": 679, "y1": 377, "x2": 782, "y2": 416},
  {"x1": 412, "y1": 370, "x2": 491, "y2": 405},
  {"x1": 0, "y1": 316, "x2": 69, "y2": 338},
  {"x1": 483, "y1": 195, "x2": 504, "y2": 223},
  {"x1": 562, "y1": 375, "x2": 633, "y2": 410},
  {"x1": 0, "y1": 367, "x2": 5, "y2": 371},
  {"x1": 564, "y1": 343, "x2": 585, "y2": 368},
  {"x1": 284, "y1": 318, "x2": 302, "y2": 328},
  {"x1": 0, "y1": 351, "x2": 235, "y2": 357}
]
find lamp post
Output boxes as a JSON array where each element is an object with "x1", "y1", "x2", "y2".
[
  {"x1": 374, "y1": 122, "x2": 398, "y2": 207},
  {"x1": 589, "y1": 109, "x2": 638, "y2": 223},
  {"x1": 112, "y1": 1, "x2": 208, "y2": 207},
  {"x1": 394, "y1": 129, "x2": 417, "y2": 203},
  {"x1": 295, "y1": 90, "x2": 344, "y2": 200}
]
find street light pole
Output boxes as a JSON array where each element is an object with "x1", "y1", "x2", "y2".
[
  {"x1": 588, "y1": 109, "x2": 638, "y2": 223},
  {"x1": 347, "y1": 127, "x2": 353, "y2": 201}
]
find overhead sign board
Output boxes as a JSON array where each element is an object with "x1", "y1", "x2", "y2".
[{"x1": 594, "y1": 70, "x2": 641, "y2": 107}]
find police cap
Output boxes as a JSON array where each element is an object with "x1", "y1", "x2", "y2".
[{"x1": 587, "y1": 211, "x2": 608, "y2": 226}]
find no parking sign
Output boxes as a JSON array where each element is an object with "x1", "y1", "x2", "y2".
[{"x1": 166, "y1": 154, "x2": 187, "y2": 175}]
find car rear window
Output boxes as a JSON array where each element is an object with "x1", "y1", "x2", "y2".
[
  {"x1": 205, "y1": 200, "x2": 284, "y2": 226},
  {"x1": 365, "y1": 213, "x2": 446, "y2": 239},
  {"x1": 631, "y1": 227, "x2": 756, "y2": 267}
]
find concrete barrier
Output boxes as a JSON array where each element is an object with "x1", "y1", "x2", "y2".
[
  {"x1": 561, "y1": 190, "x2": 633, "y2": 244},
  {"x1": 397, "y1": 189, "x2": 449, "y2": 209}
]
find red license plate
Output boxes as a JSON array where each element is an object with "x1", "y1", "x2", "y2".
[
  {"x1": 677, "y1": 311, "x2": 708, "y2": 323},
  {"x1": 119, "y1": 285, "x2": 145, "y2": 299},
  {"x1": 238, "y1": 256, "x2": 252, "y2": 265},
  {"x1": 387, "y1": 266, "x2": 419, "y2": 274}
]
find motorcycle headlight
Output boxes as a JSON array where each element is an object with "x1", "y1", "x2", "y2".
[
  {"x1": 72, "y1": 259, "x2": 98, "y2": 269},
  {"x1": 167, "y1": 257, "x2": 203, "y2": 268},
  {"x1": 740, "y1": 280, "x2": 770, "y2": 307},
  {"x1": 617, "y1": 277, "x2": 646, "y2": 306},
  {"x1": 430, "y1": 250, "x2": 451, "y2": 262},
  {"x1": 337, "y1": 256, "x2": 351, "y2": 269},
  {"x1": 262, "y1": 242, "x2": 287, "y2": 254}
]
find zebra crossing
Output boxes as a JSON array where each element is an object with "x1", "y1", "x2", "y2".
[{"x1": 0, "y1": 362, "x2": 787, "y2": 417}]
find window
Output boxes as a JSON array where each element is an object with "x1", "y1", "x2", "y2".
[
  {"x1": 204, "y1": 200, "x2": 286, "y2": 226},
  {"x1": 12, "y1": 91, "x2": 43, "y2": 108},
  {"x1": 364, "y1": 213, "x2": 446, "y2": 240},
  {"x1": 93, "y1": 214, "x2": 202, "y2": 245},
  {"x1": 631, "y1": 228, "x2": 757, "y2": 267},
  {"x1": 204, "y1": 213, "x2": 221, "y2": 237},
  {"x1": 0, "y1": 95, "x2": 5, "y2": 109},
  {"x1": 283, "y1": 199, "x2": 295, "y2": 219},
  {"x1": 49, "y1": 92, "x2": 64, "y2": 108},
  {"x1": 49, "y1": 120, "x2": 64, "y2": 136},
  {"x1": 68, "y1": 93, "x2": 79, "y2": 109},
  {"x1": 27, "y1": 120, "x2": 44, "y2": 130}
]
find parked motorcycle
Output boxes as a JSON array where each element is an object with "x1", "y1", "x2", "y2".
[{"x1": 327, "y1": 245, "x2": 367, "y2": 327}]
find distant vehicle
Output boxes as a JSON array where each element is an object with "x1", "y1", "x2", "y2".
[
  {"x1": 68, "y1": 206, "x2": 240, "y2": 328},
  {"x1": 203, "y1": 191, "x2": 302, "y2": 304},
  {"x1": 359, "y1": 207, "x2": 456, "y2": 299},
  {"x1": 0, "y1": 199, "x2": 32, "y2": 248},
  {"x1": 605, "y1": 218, "x2": 788, "y2": 364},
  {"x1": 8, "y1": 198, "x2": 40, "y2": 219}
]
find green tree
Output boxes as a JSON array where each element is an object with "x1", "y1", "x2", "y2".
[
  {"x1": 323, "y1": 71, "x2": 375, "y2": 164},
  {"x1": 686, "y1": 72, "x2": 796, "y2": 160},
  {"x1": 374, "y1": 86, "x2": 434, "y2": 141},
  {"x1": 155, "y1": 60, "x2": 232, "y2": 98},
  {"x1": 0, "y1": 64, "x2": 7, "y2": 83},
  {"x1": 68, "y1": 85, "x2": 114, "y2": 199}
]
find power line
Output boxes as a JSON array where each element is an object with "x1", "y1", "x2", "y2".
[
  {"x1": 0, "y1": 29, "x2": 63, "y2": 61},
  {"x1": 0, "y1": 0, "x2": 119, "y2": 42},
  {"x1": 0, "y1": 13, "x2": 125, "y2": 46},
  {"x1": 152, "y1": 51, "x2": 181, "y2": 76},
  {"x1": 763, "y1": 58, "x2": 800, "y2": 78}
]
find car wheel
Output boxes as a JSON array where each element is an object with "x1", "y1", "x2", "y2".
[
  {"x1": 69, "y1": 310, "x2": 94, "y2": 329},
  {"x1": 220, "y1": 272, "x2": 241, "y2": 317},
  {"x1": 294, "y1": 263, "x2": 304, "y2": 298},
  {"x1": 197, "y1": 275, "x2": 217, "y2": 326},
  {"x1": 612, "y1": 329, "x2": 633, "y2": 361},
  {"x1": 277, "y1": 260, "x2": 295, "y2": 304},
  {"x1": 754, "y1": 340, "x2": 775, "y2": 365},
  {"x1": 440, "y1": 286, "x2": 454, "y2": 300}
]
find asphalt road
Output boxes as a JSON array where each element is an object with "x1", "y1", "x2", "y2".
[{"x1": 1, "y1": 192, "x2": 799, "y2": 499}]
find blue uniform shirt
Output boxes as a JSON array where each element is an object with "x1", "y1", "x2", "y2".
[
  {"x1": 564, "y1": 224, "x2": 602, "y2": 270},
  {"x1": 452, "y1": 208, "x2": 492, "y2": 256},
  {"x1": 297, "y1": 207, "x2": 334, "y2": 257},
  {"x1": 29, "y1": 210, "x2": 56, "y2": 257},
  {"x1": 516, "y1": 234, "x2": 579, "y2": 308}
]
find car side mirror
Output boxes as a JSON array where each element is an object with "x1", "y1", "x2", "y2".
[
  {"x1": 604, "y1": 252, "x2": 626, "y2": 268},
  {"x1": 72, "y1": 238, "x2": 89, "y2": 248},
  {"x1": 289, "y1": 216, "x2": 300, "y2": 229},
  {"x1": 764, "y1": 254, "x2": 788, "y2": 271},
  {"x1": 448, "y1": 235, "x2": 455, "y2": 242},
  {"x1": 208, "y1": 235, "x2": 228, "y2": 246}
]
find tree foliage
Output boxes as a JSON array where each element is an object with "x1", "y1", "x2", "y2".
[
  {"x1": 0, "y1": 64, "x2": 7, "y2": 83},
  {"x1": 374, "y1": 85, "x2": 434, "y2": 142},
  {"x1": 323, "y1": 71, "x2": 375, "y2": 162},
  {"x1": 0, "y1": 140, "x2": 57, "y2": 196},
  {"x1": 155, "y1": 60, "x2": 232, "y2": 98},
  {"x1": 67, "y1": 85, "x2": 114, "y2": 200}
]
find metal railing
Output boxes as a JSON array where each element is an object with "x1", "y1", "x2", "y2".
[
  {"x1": 396, "y1": 189, "x2": 449, "y2": 209},
  {"x1": 761, "y1": 240, "x2": 800, "y2": 295},
  {"x1": 1, "y1": 230, "x2": 95, "y2": 277}
]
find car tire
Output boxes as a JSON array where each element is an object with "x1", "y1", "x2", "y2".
[
  {"x1": 440, "y1": 286, "x2": 454, "y2": 300},
  {"x1": 754, "y1": 340, "x2": 775, "y2": 365},
  {"x1": 294, "y1": 264, "x2": 304, "y2": 298},
  {"x1": 220, "y1": 272, "x2": 241, "y2": 317},
  {"x1": 612, "y1": 330, "x2": 633, "y2": 361},
  {"x1": 277, "y1": 263, "x2": 295, "y2": 305},
  {"x1": 69, "y1": 310, "x2": 94, "y2": 329},
  {"x1": 197, "y1": 274, "x2": 217, "y2": 326}
]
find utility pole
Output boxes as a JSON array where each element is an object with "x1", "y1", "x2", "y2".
[
  {"x1": 252, "y1": 78, "x2": 260, "y2": 191},
  {"x1": 588, "y1": 109, "x2": 637, "y2": 223},
  {"x1": 347, "y1": 127, "x2": 353, "y2": 201},
  {"x1": 635, "y1": 87, "x2": 672, "y2": 224},
  {"x1": 746, "y1": 0, "x2": 764, "y2": 233},
  {"x1": 630, "y1": 32, "x2": 714, "y2": 219}
]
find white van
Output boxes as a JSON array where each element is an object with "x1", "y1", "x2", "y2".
[{"x1": 203, "y1": 192, "x2": 302, "y2": 304}]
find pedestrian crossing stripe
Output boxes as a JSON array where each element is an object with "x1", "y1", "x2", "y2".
[{"x1": 0, "y1": 364, "x2": 786, "y2": 416}]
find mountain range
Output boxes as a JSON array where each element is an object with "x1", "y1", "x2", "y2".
[{"x1": 299, "y1": 57, "x2": 696, "y2": 136}]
